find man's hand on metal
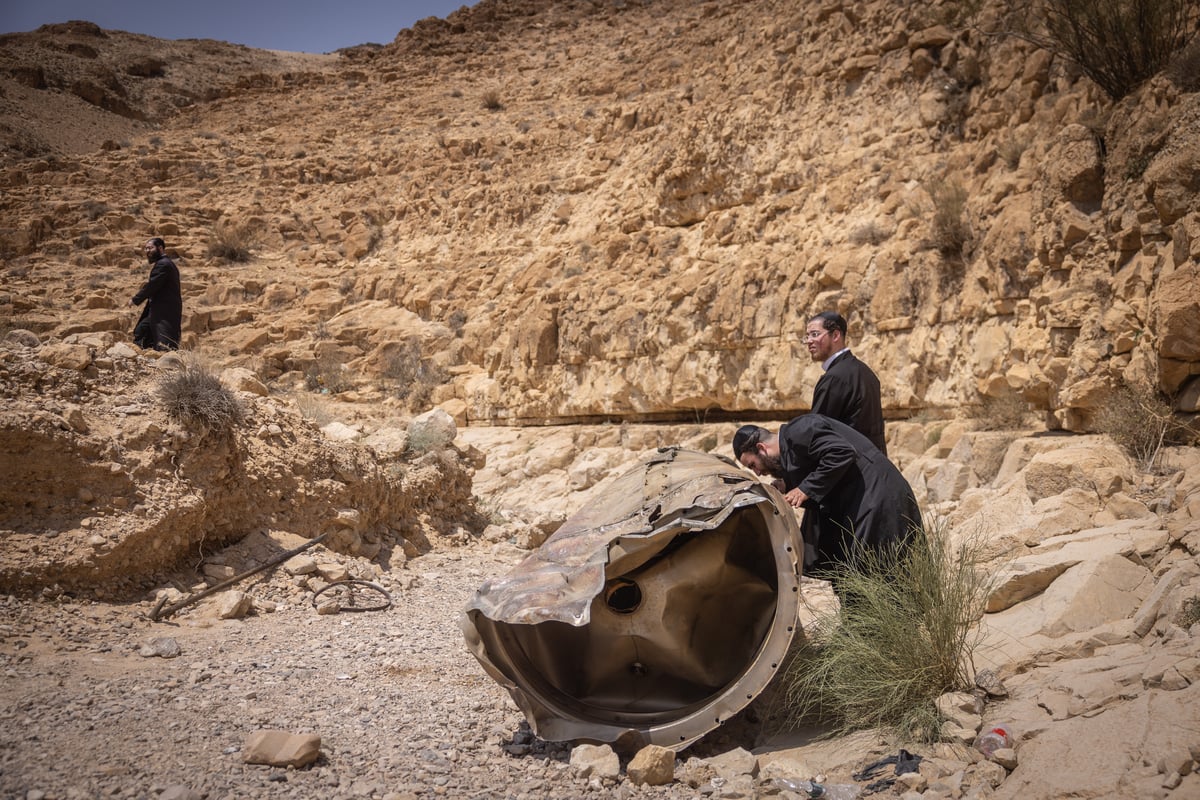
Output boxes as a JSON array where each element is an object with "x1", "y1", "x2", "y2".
[{"x1": 783, "y1": 487, "x2": 808, "y2": 508}]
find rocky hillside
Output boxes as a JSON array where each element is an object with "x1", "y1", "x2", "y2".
[
  {"x1": 1, "y1": 4, "x2": 1200, "y2": 798},
  {"x1": 0, "y1": 20, "x2": 338, "y2": 159},
  {"x1": 1, "y1": 0, "x2": 1196, "y2": 430}
]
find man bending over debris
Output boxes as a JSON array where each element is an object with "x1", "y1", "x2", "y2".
[{"x1": 732, "y1": 414, "x2": 922, "y2": 587}]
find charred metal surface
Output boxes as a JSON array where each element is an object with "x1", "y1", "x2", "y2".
[{"x1": 462, "y1": 447, "x2": 804, "y2": 752}]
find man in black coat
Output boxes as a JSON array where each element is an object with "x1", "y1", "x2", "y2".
[
  {"x1": 805, "y1": 311, "x2": 887, "y2": 455},
  {"x1": 131, "y1": 237, "x2": 182, "y2": 350},
  {"x1": 732, "y1": 415, "x2": 921, "y2": 580}
]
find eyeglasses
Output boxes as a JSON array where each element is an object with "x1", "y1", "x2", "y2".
[{"x1": 804, "y1": 330, "x2": 827, "y2": 341}]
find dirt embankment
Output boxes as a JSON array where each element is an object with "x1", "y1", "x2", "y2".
[{"x1": 0, "y1": 330, "x2": 481, "y2": 597}]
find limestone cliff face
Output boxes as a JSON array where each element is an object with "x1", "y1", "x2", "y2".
[{"x1": 1, "y1": 0, "x2": 1197, "y2": 428}]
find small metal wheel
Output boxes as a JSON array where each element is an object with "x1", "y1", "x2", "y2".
[{"x1": 311, "y1": 580, "x2": 393, "y2": 612}]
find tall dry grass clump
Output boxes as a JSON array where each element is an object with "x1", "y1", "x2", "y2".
[
  {"x1": 974, "y1": 393, "x2": 1033, "y2": 431},
  {"x1": 780, "y1": 520, "x2": 994, "y2": 741},
  {"x1": 927, "y1": 178, "x2": 971, "y2": 257},
  {"x1": 158, "y1": 357, "x2": 243, "y2": 434},
  {"x1": 1093, "y1": 379, "x2": 1192, "y2": 471},
  {"x1": 206, "y1": 219, "x2": 255, "y2": 263}
]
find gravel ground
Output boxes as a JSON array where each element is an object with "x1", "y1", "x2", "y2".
[{"x1": 0, "y1": 544, "x2": 717, "y2": 800}]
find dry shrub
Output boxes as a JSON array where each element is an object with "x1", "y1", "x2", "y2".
[
  {"x1": 206, "y1": 219, "x2": 255, "y2": 263},
  {"x1": 481, "y1": 90, "x2": 503, "y2": 111},
  {"x1": 848, "y1": 220, "x2": 890, "y2": 246},
  {"x1": 927, "y1": 178, "x2": 970, "y2": 257},
  {"x1": 81, "y1": 200, "x2": 109, "y2": 220},
  {"x1": 158, "y1": 358, "x2": 243, "y2": 434},
  {"x1": 780, "y1": 519, "x2": 994, "y2": 741},
  {"x1": 1176, "y1": 596, "x2": 1200, "y2": 628},
  {"x1": 1093, "y1": 379, "x2": 1192, "y2": 471},
  {"x1": 305, "y1": 352, "x2": 354, "y2": 394},
  {"x1": 406, "y1": 422, "x2": 448, "y2": 455},
  {"x1": 380, "y1": 338, "x2": 449, "y2": 411},
  {"x1": 974, "y1": 394, "x2": 1032, "y2": 431},
  {"x1": 1124, "y1": 150, "x2": 1156, "y2": 180},
  {"x1": 996, "y1": 134, "x2": 1030, "y2": 169},
  {"x1": 1013, "y1": 0, "x2": 1198, "y2": 100}
]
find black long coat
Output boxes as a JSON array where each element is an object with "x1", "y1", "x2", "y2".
[
  {"x1": 811, "y1": 350, "x2": 887, "y2": 455},
  {"x1": 779, "y1": 414, "x2": 921, "y2": 571},
  {"x1": 132, "y1": 255, "x2": 182, "y2": 349}
]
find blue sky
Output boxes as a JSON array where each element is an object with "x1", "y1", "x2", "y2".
[{"x1": 1, "y1": 1, "x2": 481, "y2": 54}]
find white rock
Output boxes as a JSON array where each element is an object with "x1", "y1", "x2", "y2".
[
  {"x1": 321, "y1": 421, "x2": 362, "y2": 441},
  {"x1": 569, "y1": 743, "x2": 620, "y2": 779},
  {"x1": 139, "y1": 636, "x2": 182, "y2": 658},
  {"x1": 407, "y1": 408, "x2": 457, "y2": 451},
  {"x1": 216, "y1": 590, "x2": 252, "y2": 619}
]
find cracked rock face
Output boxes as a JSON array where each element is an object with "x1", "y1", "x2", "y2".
[{"x1": 1, "y1": 0, "x2": 1197, "y2": 434}]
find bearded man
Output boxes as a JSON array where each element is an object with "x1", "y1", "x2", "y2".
[
  {"x1": 131, "y1": 236, "x2": 182, "y2": 350},
  {"x1": 732, "y1": 415, "x2": 921, "y2": 582}
]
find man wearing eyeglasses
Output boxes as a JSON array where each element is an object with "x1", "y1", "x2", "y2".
[{"x1": 805, "y1": 311, "x2": 886, "y2": 455}]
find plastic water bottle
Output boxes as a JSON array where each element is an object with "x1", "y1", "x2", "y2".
[
  {"x1": 976, "y1": 724, "x2": 1012, "y2": 758},
  {"x1": 771, "y1": 778, "x2": 824, "y2": 797},
  {"x1": 771, "y1": 778, "x2": 860, "y2": 799}
]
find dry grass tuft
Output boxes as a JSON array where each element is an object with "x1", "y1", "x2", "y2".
[
  {"x1": 206, "y1": 219, "x2": 255, "y2": 263},
  {"x1": 974, "y1": 394, "x2": 1032, "y2": 431},
  {"x1": 158, "y1": 357, "x2": 243, "y2": 434},
  {"x1": 848, "y1": 220, "x2": 890, "y2": 246},
  {"x1": 927, "y1": 178, "x2": 970, "y2": 257},
  {"x1": 481, "y1": 90, "x2": 503, "y2": 111},
  {"x1": 996, "y1": 134, "x2": 1029, "y2": 170},
  {"x1": 379, "y1": 338, "x2": 450, "y2": 411}
]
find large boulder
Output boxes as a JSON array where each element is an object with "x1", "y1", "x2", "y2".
[{"x1": 1151, "y1": 263, "x2": 1200, "y2": 393}]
